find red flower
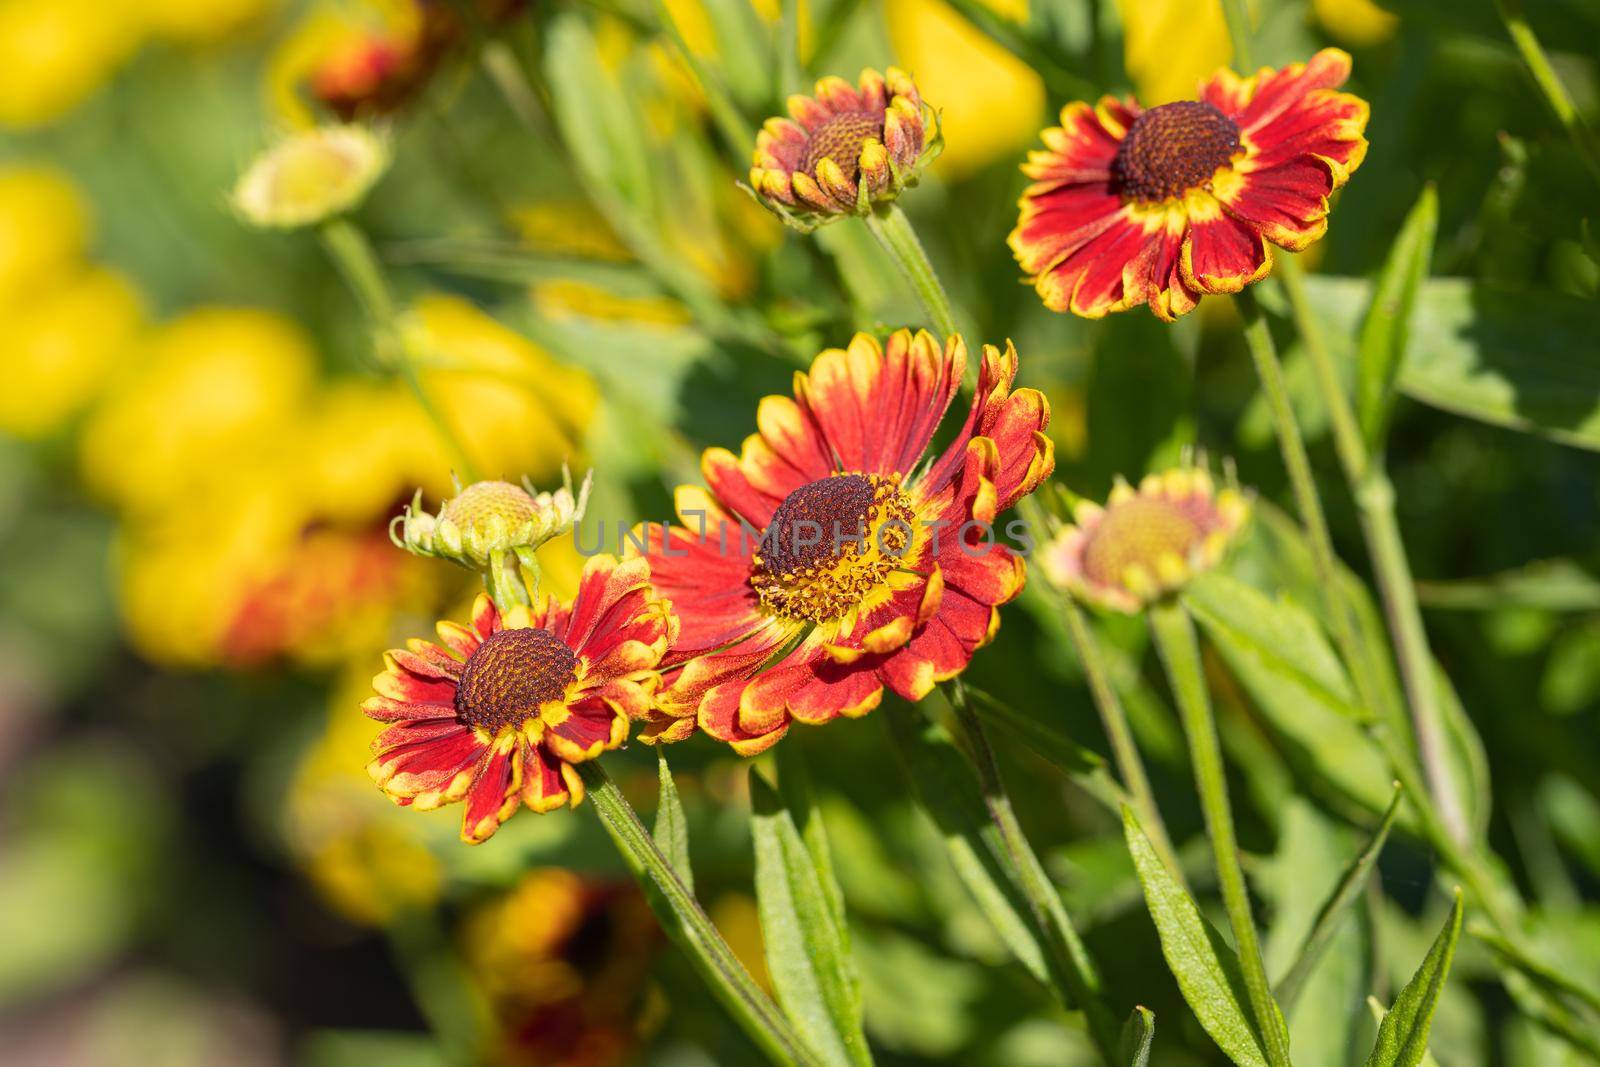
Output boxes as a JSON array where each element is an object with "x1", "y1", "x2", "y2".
[
  {"x1": 363, "y1": 555, "x2": 675, "y2": 843},
  {"x1": 1010, "y1": 48, "x2": 1369, "y2": 321},
  {"x1": 636, "y1": 331, "x2": 1052, "y2": 755}
]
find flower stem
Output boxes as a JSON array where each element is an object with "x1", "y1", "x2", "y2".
[
  {"x1": 1148, "y1": 600, "x2": 1291, "y2": 1067},
  {"x1": 1057, "y1": 586, "x2": 1185, "y2": 886},
  {"x1": 1275, "y1": 258, "x2": 1470, "y2": 845},
  {"x1": 319, "y1": 218, "x2": 480, "y2": 482},
  {"x1": 1492, "y1": 0, "x2": 1600, "y2": 191},
  {"x1": 941, "y1": 683, "x2": 1122, "y2": 1064},
  {"x1": 578, "y1": 761, "x2": 818, "y2": 1067},
  {"x1": 862, "y1": 202, "x2": 961, "y2": 341}
]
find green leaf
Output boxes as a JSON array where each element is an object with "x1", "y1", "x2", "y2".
[
  {"x1": 1363, "y1": 891, "x2": 1464, "y2": 1067},
  {"x1": 1122, "y1": 808, "x2": 1271, "y2": 1067},
  {"x1": 1357, "y1": 185, "x2": 1438, "y2": 453},
  {"x1": 1275, "y1": 785, "x2": 1402, "y2": 1011},
  {"x1": 1416, "y1": 560, "x2": 1600, "y2": 612},
  {"x1": 1183, "y1": 573, "x2": 1397, "y2": 818},
  {"x1": 651, "y1": 751, "x2": 693, "y2": 894},
  {"x1": 1305, "y1": 275, "x2": 1600, "y2": 452},
  {"x1": 883, "y1": 705, "x2": 1052, "y2": 987},
  {"x1": 544, "y1": 14, "x2": 656, "y2": 217},
  {"x1": 1119, "y1": 1006, "x2": 1155, "y2": 1066},
  {"x1": 749, "y1": 768, "x2": 872, "y2": 1067}
]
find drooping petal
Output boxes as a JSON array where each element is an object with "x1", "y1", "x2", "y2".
[
  {"x1": 1181, "y1": 196, "x2": 1272, "y2": 294},
  {"x1": 461, "y1": 736, "x2": 522, "y2": 843},
  {"x1": 520, "y1": 739, "x2": 576, "y2": 813}
]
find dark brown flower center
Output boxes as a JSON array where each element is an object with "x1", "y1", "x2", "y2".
[
  {"x1": 759, "y1": 474, "x2": 878, "y2": 575},
  {"x1": 455, "y1": 627, "x2": 577, "y2": 733},
  {"x1": 1112, "y1": 101, "x2": 1241, "y2": 203},
  {"x1": 801, "y1": 111, "x2": 885, "y2": 183},
  {"x1": 751, "y1": 473, "x2": 916, "y2": 623},
  {"x1": 1081, "y1": 498, "x2": 1202, "y2": 587}
]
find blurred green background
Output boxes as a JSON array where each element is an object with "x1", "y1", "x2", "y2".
[{"x1": 3, "y1": 0, "x2": 1600, "y2": 1063}]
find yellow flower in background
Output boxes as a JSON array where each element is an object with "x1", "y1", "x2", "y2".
[
  {"x1": 409, "y1": 294, "x2": 599, "y2": 480},
  {"x1": 302, "y1": 379, "x2": 435, "y2": 526},
  {"x1": 0, "y1": 166, "x2": 92, "y2": 301},
  {"x1": 133, "y1": 0, "x2": 282, "y2": 44},
  {"x1": 0, "y1": 268, "x2": 144, "y2": 440},
  {"x1": 511, "y1": 202, "x2": 632, "y2": 262},
  {"x1": 1116, "y1": 0, "x2": 1232, "y2": 105},
  {"x1": 1313, "y1": 0, "x2": 1398, "y2": 47},
  {"x1": 0, "y1": 0, "x2": 143, "y2": 127},
  {"x1": 288, "y1": 661, "x2": 445, "y2": 926},
  {"x1": 81, "y1": 307, "x2": 318, "y2": 516},
  {"x1": 532, "y1": 280, "x2": 692, "y2": 327},
  {"x1": 887, "y1": 0, "x2": 1044, "y2": 177}
]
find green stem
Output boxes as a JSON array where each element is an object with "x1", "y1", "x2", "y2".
[
  {"x1": 1237, "y1": 294, "x2": 1383, "y2": 713},
  {"x1": 862, "y1": 203, "x2": 961, "y2": 340},
  {"x1": 319, "y1": 218, "x2": 480, "y2": 482},
  {"x1": 941, "y1": 683, "x2": 1122, "y2": 1064},
  {"x1": 651, "y1": 0, "x2": 757, "y2": 157},
  {"x1": 1277, "y1": 258, "x2": 1469, "y2": 845},
  {"x1": 1492, "y1": 0, "x2": 1600, "y2": 190},
  {"x1": 577, "y1": 762, "x2": 819, "y2": 1067},
  {"x1": 1148, "y1": 601, "x2": 1292, "y2": 1067},
  {"x1": 1219, "y1": 0, "x2": 1256, "y2": 68},
  {"x1": 1057, "y1": 587, "x2": 1185, "y2": 887}
]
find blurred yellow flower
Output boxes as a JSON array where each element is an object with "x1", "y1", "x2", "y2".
[
  {"x1": 531, "y1": 280, "x2": 692, "y2": 327},
  {"x1": 0, "y1": 165, "x2": 92, "y2": 301},
  {"x1": 134, "y1": 0, "x2": 282, "y2": 44},
  {"x1": 887, "y1": 0, "x2": 1044, "y2": 177},
  {"x1": 512, "y1": 202, "x2": 631, "y2": 262},
  {"x1": 408, "y1": 294, "x2": 599, "y2": 480},
  {"x1": 0, "y1": 267, "x2": 143, "y2": 440},
  {"x1": 1313, "y1": 0, "x2": 1398, "y2": 47},
  {"x1": 0, "y1": 0, "x2": 143, "y2": 127},
  {"x1": 81, "y1": 307, "x2": 318, "y2": 516},
  {"x1": 289, "y1": 661, "x2": 445, "y2": 926},
  {"x1": 1116, "y1": 0, "x2": 1232, "y2": 105}
]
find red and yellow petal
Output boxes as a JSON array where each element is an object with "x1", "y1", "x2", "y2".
[
  {"x1": 368, "y1": 723, "x2": 485, "y2": 808},
  {"x1": 1181, "y1": 196, "x2": 1272, "y2": 294},
  {"x1": 461, "y1": 734, "x2": 523, "y2": 843},
  {"x1": 878, "y1": 586, "x2": 996, "y2": 701},
  {"x1": 1230, "y1": 48, "x2": 1355, "y2": 136},
  {"x1": 521, "y1": 740, "x2": 579, "y2": 813},
  {"x1": 698, "y1": 680, "x2": 790, "y2": 756},
  {"x1": 1022, "y1": 97, "x2": 1127, "y2": 185},
  {"x1": 1009, "y1": 183, "x2": 1128, "y2": 279}
]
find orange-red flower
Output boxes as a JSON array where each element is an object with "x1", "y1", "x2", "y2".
[
  {"x1": 636, "y1": 330, "x2": 1052, "y2": 755},
  {"x1": 1010, "y1": 48, "x2": 1369, "y2": 321},
  {"x1": 748, "y1": 68, "x2": 940, "y2": 230},
  {"x1": 363, "y1": 555, "x2": 675, "y2": 843}
]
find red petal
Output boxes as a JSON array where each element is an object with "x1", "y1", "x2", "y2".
[
  {"x1": 1181, "y1": 203, "x2": 1272, "y2": 294},
  {"x1": 461, "y1": 740, "x2": 521, "y2": 843}
]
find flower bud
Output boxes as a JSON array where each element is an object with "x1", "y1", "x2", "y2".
[
  {"x1": 232, "y1": 124, "x2": 390, "y2": 230},
  {"x1": 393, "y1": 469, "x2": 592, "y2": 570}
]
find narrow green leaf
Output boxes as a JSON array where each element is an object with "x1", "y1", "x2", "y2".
[
  {"x1": 1416, "y1": 559, "x2": 1600, "y2": 612},
  {"x1": 1364, "y1": 1000, "x2": 1442, "y2": 1067},
  {"x1": 1184, "y1": 574, "x2": 1397, "y2": 818},
  {"x1": 1119, "y1": 1006, "x2": 1155, "y2": 1066},
  {"x1": 1363, "y1": 891, "x2": 1464, "y2": 1067},
  {"x1": 775, "y1": 744, "x2": 848, "y2": 936},
  {"x1": 651, "y1": 751, "x2": 693, "y2": 894},
  {"x1": 1304, "y1": 275, "x2": 1600, "y2": 452},
  {"x1": 1275, "y1": 784, "x2": 1402, "y2": 1010},
  {"x1": 544, "y1": 15, "x2": 655, "y2": 215},
  {"x1": 1469, "y1": 921, "x2": 1600, "y2": 1017},
  {"x1": 750, "y1": 769, "x2": 872, "y2": 1067},
  {"x1": 883, "y1": 704, "x2": 1051, "y2": 987},
  {"x1": 1357, "y1": 185, "x2": 1438, "y2": 452},
  {"x1": 1122, "y1": 807, "x2": 1271, "y2": 1067},
  {"x1": 962, "y1": 684, "x2": 1106, "y2": 776},
  {"x1": 698, "y1": 0, "x2": 773, "y2": 106}
]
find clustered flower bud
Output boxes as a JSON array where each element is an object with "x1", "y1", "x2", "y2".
[
  {"x1": 746, "y1": 68, "x2": 941, "y2": 232},
  {"x1": 393, "y1": 469, "x2": 592, "y2": 571}
]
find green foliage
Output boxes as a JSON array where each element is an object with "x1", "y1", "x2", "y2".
[{"x1": 1363, "y1": 892, "x2": 1464, "y2": 1067}]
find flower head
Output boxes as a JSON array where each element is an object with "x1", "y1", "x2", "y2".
[
  {"x1": 748, "y1": 68, "x2": 940, "y2": 231},
  {"x1": 1041, "y1": 467, "x2": 1249, "y2": 613},
  {"x1": 1010, "y1": 48, "x2": 1368, "y2": 320},
  {"x1": 232, "y1": 124, "x2": 390, "y2": 229},
  {"x1": 363, "y1": 555, "x2": 675, "y2": 843},
  {"x1": 395, "y1": 470, "x2": 592, "y2": 570},
  {"x1": 636, "y1": 330, "x2": 1052, "y2": 755}
]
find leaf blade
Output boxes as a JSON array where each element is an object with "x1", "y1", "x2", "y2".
[
  {"x1": 750, "y1": 768, "x2": 872, "y2": 1067},
  {"x1": 1363, "y1": 891, "x2": 1464, "y2": 1067},
  {"x1": 1122, "y1": 807, "x2": 1271, "y2": 1067},
  {"x1": 1357, "y1": 185, "x2": 1438, "y2": 453},
  {"x1": 651, "y1": 750, "x2": 693, "y2": 894}
]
